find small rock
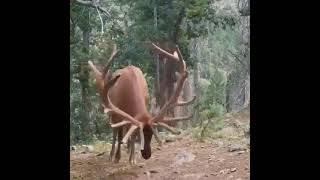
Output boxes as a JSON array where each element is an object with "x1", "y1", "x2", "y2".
[
  {"x1": 96, "y1": 151, "x2": 106, "y2": 156},
  {"x1": 85, "y1": 145, "x2": 94, "y2": 152},
  {"x1": 157, "y1": 147, "x2": 161, "y2": 150},
  {"x1": 165, "y1": 134, "x2": 176, "y2": 143},
  {"x1": 165, "y1": 138, "x2": 175, "y2": 143},
  {"x1": 211, "y1": 172, "x2": 218, "y2": 176},
  {"x1": 138, "y1": 164, "x2": 144, "y2": 168},
  {"x1": 237, "y1": 151, "x2": 245, "y2": 155},
  {"x1": 228, "y1": 144, "x2": 246, "y2": 152},
  {"x1": 149, "y1": 170, "x2": 159, "y2": 173},
  {"x1": 173, "y1": 171, "x2": 179, "y2": 174},
  {"x1": 204, "y1": 174, "x2": 209, "y2": 177},
  {"x1": 244, "y1": 166, "x2": 248, "y2": 170},
  {"x1": 219, "y1": 169, "x2": 226, "y2": 174},
  {"x1": 143, "y1": 170, "x2": 157, "y2": 174},
  {"x1": 71, "y1": 146, "x2": 76, "y2": 151},
  {"x1": 201, "y1": 145, "x2": 205, "y2": 148},
  {"x1": 231, "y1": 168, "x2": 237, "y2": 172}
]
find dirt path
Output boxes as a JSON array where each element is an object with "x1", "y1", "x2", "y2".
[{"x1": 70, "y1": 111, "x2": 250, "y2": 180}]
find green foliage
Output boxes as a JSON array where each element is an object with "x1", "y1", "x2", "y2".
[
  {"x1": 198, "y1": 67, "x2": 227, "y2": 122},
  {"x1": 191, "y1": 117, "x2": 224, "y2": 140},
  {"x1": 205, "y1": 117, "x2": 224, "y2": 134},
  {"x1": 70, "y1": 0, "x2": 249, "y2": 144}
]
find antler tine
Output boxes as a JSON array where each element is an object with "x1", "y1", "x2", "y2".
[
  {"x1": 104, "y1": 44, "x2": 119, "y2": 73},
  {"x1": 151, "y1": 43, "x2": 179, "y2": 62},
  {"x1": 103, "y1": 73, "x2": 145, "y2": 150},
  {"x1": 155, "y1": 122, "x2": 181, "y2": 135},
  {"x1": 163, "y1": 114, "x2": 193, "y2": 122},
  {"x1": 121, "y1": 124, "x2": 145, "y2": 150},
  {"x1": 111, "y1": 120, "x2": 131, "y2": 128},
  {"x1": 88, "y1": 44, "x2": 118, "y2": 78},
  {"x1": 88, "y1": 61, "x2": 103, "y2": 77},
  {"x1": 122, "y1": 125, "x2": 138, "y2": 144},
  {"x1": 151, "y1": 127, "x2": 162, "y2": 146},
  {"x1": 151, "y1": 45, "x2": 188, "y2": 122},
  {"x1": 176, "y1": 95, "x2": 196, "y2": 106},
  {"x1": 175, "y1": 45, "x2": 186, "y2": 72},
  {"x1": 139, "y1": 127, "x2": 145, "y2": 150},
  {"x1": 105, "y1": 94, "x2": 141, "y2": 126},
  {"x1": 102, "y1": 74, "x2": 140, "y2": 126}
]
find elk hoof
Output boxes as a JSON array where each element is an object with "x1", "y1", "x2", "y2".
[
  {"x1": 108, "y1": 156, "x2": 113, "y2": 162},
  {"x1": 129, "y1": 159, "x2": 136, "y2": 165}
]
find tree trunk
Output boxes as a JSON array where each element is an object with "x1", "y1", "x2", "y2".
[
  {"x1": 193, "y1": 61, "x2": 200, "y2": 126},
  {"x1": 238, "y1": 0, "x2": 250, "y2": 16},
  {"x1": 174, "y1": 78, "x2": 192, "y2": 129},
  {"x1": 157, "y1": 54, "x2": 177, "y2": 127},
  {"x1": 192, "y1": 39, "x2": 200, "y2": 126},
  {"x1": 78, "y1": 26, "x2": 94, "y2": 138},
  {"x1": 226, "y1": 69, "x2": 249, "y2": 113}
]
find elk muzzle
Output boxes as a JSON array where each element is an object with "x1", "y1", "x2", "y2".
[{"x1": 140, "y1": 125, "x2": 153, "y2": 159}]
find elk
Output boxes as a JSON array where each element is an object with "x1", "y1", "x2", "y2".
[{"x1": 88, "y1": 43, "x2": 195, "y2": 164}]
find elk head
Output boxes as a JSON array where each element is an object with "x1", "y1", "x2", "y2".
[{"x1": 101, "y1": 43, "x2": 196, "y2": 159}]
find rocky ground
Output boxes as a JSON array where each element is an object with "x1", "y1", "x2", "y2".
[{"x1": 70, "y1": 110, "x2": 250, "y2": 180}]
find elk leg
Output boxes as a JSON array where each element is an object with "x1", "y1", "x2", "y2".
[
  {"x1": 109, "y1": 128, "x2": 117, "y2": 162},
  {"x1": 114, "y1": 127, "x2": 123, "y2": 163},
  {"x1": 129, "y1": 136, "x2": 136, "y2": 165},
  {"x1": 126, "y1": 127, "x2": 131, "y2": 154},
  {"x1": 126, "y1": 139, "x2": 130, "y2": 154}
]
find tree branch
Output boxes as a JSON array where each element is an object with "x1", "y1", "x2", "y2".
[
  {"x1": 75, "y1": 0, "x2": 111, "y2": 17},
  {"x1": 228, "y1": 50, "x2": 249, "y2": 72},
  {"x1": 238, "y1": 0, "x2": 250, "y2": 16}
]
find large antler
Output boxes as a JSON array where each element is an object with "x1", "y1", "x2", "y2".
[
  {"x1": 150, "y1": 43, "x2": 196, "y2": 133},
  {"x1": 88, "y1": 43, "x2": 118, "y2": 77},
  {"x1": 102, "y1": 74, "x2": 145, "y2": 150},
  {"x1": 103, "y1": 44, "x2": 118, "y2": 75}
]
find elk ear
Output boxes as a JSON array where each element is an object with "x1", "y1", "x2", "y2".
[{"x1": 107, "y1": 74, "x2": 121, "y2": 88}]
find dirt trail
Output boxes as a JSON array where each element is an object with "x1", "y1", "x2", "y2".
[{"x1": 70, "y1": 111, "x2": 250, "y2": 180}]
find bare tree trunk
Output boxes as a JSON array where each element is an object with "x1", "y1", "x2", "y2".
[
  {"x1": 154, "y1": 55, "x2": 160, "y2": 105},
  {"x1": 193, "y1": 61, "x2": 200, "y2": 126},
  {"x1": 165, "y1": 60, "x2": 177, "y2": 124},
  {"x1": 238, "y1": 0, "x2": 250, "y2": 16},
  {"x1": 183, "y1": 79, "x2": 192, "y2": 128},
  {"x1": 78, "y1": 22, "x2": 94, "y2": 138},
  {"x1": 174, "y1": 78, "x2": 192, "y2": 129},
  {"x1": 191, "y1": 39, "x2": 200, "y2": 126},
  {"x1": 79, "y1": 62, "x2": 92, "y2": 138}
]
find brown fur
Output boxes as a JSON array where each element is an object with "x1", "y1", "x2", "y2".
[
  {"x1": 93, "y1": 65, "x2": 154, "y2": 162},
  {"x1": 108, "y1": 66, "x2": 153, "y2": 160}
]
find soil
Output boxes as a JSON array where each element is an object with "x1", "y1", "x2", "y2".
[{"x1": 70, "y1": 111, "x2": 250, "y2": 180}]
